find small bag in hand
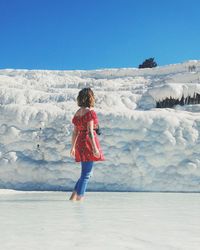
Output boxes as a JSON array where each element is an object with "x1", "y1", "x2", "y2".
[{"x1": 95, "y1": 124, "x2": 102, "y2": 135}]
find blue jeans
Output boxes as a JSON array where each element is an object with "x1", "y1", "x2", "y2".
[{"x1": 74, "y1": 161, "x2": 94, "y2": 196}]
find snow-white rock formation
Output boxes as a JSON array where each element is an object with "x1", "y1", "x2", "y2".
[{"x1": 0, "y1": 60, "x2": 200, "y2": 191}]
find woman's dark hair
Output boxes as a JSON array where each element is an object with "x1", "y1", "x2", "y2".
[{"x1": 77, "y1": 87, "x2": 95, "y2": 107}]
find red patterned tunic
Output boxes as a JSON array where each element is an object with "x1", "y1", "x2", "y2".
[{"x1": 72, "y1": 109, "x2": 105, "y2": 162}]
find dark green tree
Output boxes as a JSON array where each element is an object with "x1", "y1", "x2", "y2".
[{"x1": 138, "y1": 57, "x2": 157, "y2": 68}]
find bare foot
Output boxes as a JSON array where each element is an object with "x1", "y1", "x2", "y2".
[
  {"x1": 69, "y1": 191, "x2": 78, "y2": 201},
  {"x1": 76, "y1": 195, "x2": 85, "y2": 201}
]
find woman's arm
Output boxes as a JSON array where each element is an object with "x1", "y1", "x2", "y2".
[
  {"x1": 70, "y1": 125, "x2": 79, "y2": 158},
  {"x1": 87, "y1": 120, "x2": 98, "y2": 151},
  {"x1": 71, "y1": 125, "x2": 79, "y2": 149}
]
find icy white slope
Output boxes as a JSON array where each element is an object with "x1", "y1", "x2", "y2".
[{"x1": 0, "y1": 60, "x2": 200, "y2": 191}]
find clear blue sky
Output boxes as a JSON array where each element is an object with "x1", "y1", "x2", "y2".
[{"x1": 0, "y1": 0, "x2": 200, "y2": 70}]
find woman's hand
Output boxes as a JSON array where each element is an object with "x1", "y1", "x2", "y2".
[
  {"x1": 70, "y1": 147, "x2": 75, "y2": 158},
  {"x1": 93, "y1": 148, "x2": 100, "y2": 158}
]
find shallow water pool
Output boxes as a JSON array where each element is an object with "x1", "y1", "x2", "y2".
[{"x1": 0, "y1": 191, "x2": 199, "y2": 250}]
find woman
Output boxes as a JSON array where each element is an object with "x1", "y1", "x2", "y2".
[{"x1": 69, "y1": 87, "x2": 105, "y2": 201}]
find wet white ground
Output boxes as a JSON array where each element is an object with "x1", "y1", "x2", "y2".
[{"x1": 0, "y1": 191, "x2": 199, "y2": 250}]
